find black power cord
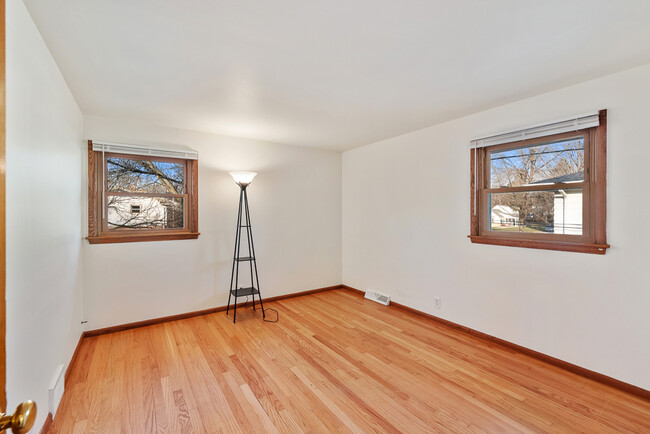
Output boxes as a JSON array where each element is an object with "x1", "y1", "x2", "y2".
[
  {"x1": 242, "y1": 296, "x2": 279, "y2": 323},
  {"x1": 262, "y1": 307, "x2": 279, "y2": 323}
]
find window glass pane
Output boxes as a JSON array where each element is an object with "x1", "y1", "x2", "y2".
[
  {"x1": 107, "y1": 157, "x2": 185, "y2": 194},
  {"x1": 107, "y1": 196, "x2": 184, "y2": 230},
  {"x1": 490, "y1": 138, "x2": 584, "y2": 188},
  {"x1": 488, "y1": 189, "x2": 582, "y2": 235}
]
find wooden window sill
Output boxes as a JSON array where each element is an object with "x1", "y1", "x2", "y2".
[
  {"x1": 87, "y1": 232, "x2": 200, "y2": 245},
  {"x1": 468, "y1": 235, "x2": 609, "y2": 255}
]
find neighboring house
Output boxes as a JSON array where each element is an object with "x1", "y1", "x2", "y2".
[
  {"x1": 491, "y1": 205, "x2": 519, "y2": 228},
  {"x1": 533, "y1": 172, "x2": 583, "y2": 235},
  {"x1": 107, "y1": 196, "x2": 182, "y2": 229}
]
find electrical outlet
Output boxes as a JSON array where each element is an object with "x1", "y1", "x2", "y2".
[{"x1": 434, "y1": 296, "x2": 441, "y2": 309}]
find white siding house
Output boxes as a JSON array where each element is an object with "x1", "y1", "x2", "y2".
[
  {"x1": 491, "y1": 205, "x2": 519, "y2": 228},
  {"x1": 553, "y1": 190, "x2": 582, "y2": 235},
  {"x1": 532, "y1": 171, "x2": 584, "y2": 236},
  {"x1": 107, "y1": 197, "x2": 182, "y2": 229}
]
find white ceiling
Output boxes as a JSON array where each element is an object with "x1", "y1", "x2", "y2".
[{"x1": 25, "y1": 0, "x2": 650, "y2": 151}]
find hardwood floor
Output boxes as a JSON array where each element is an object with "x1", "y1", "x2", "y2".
[{"x1": 51, "y1": 289, "x2": 650, "y2": 433}]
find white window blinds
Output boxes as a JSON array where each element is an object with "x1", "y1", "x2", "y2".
[
  {"x1": 470, "y1": 112, "x2": 600, "y2": 148},
  {"x1": 91, "y1": 141, "x2": 198, "y2": 160}
]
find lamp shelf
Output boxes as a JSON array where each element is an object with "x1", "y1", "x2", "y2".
[{"x1": 230, "y1": 287, "x2": 259, "y2": 297}]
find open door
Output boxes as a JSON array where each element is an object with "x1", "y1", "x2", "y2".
[{"x1": 0, "y1": 2, "x2": 37, "y2": 432}]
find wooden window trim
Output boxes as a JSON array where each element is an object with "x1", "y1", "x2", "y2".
[
  {"x1": 469, "y1": 110, "x2": 609, "y2": 254},
  {"x1": 87, "y1": 140, "x2": 199, "y2": 244}
]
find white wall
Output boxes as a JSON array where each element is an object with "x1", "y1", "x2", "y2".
[
  {"x1": 5, "y1": 0, "x2": 84, "y2": 430},
  {"x1": 82, "y1": 115, "x2": 342, "y2": 330},
  {"x1": 343, "y1": 63, "x2": 650, "y2": 390}
]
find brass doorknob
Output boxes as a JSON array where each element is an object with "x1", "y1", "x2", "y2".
[{"x1": 0, "y1": 401, "x2": 37, "y2": 433}]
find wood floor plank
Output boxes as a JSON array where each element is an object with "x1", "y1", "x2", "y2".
[{"x1": 51, "y1": 290, "x2": 650, "y2": 433}]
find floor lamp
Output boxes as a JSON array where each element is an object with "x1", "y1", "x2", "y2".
[{"x1": 226, "y1": 172, "x2": 265, "y2": 323}]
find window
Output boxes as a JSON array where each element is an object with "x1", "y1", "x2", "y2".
[
  {"x1": 87, "y1": 141, "x2": 199, "y2": 244},
  {"x1": 469, "y1": 110, "x2": 608, "y2": 254}
]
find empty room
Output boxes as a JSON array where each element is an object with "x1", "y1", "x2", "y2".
[{"x1": 1, "y1": 0, "x2": 650, "y2": 432}]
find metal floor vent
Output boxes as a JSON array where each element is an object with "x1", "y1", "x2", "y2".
[{"x1": 364, "y1": 290, "x2": 391, "y2": 306}]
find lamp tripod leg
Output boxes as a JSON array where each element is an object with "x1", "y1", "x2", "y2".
[
  {"x1": 230, "y1": 188, "x2": 244, "y2": 323},
  {"x1": 244, "y1": 189, "x2": 265, "y2": 319}
]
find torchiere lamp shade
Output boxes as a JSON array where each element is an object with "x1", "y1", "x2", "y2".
[{"x1": 229, "y1": 171, "x2": 257, "y2": 187}]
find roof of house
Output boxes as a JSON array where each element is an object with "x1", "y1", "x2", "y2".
[
  {"x1": 532, "y1": 171, "x2": 584, "y2": 184},
  {"x1": 491, "y1": 205, "x2": 519, "y2": 219}
]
